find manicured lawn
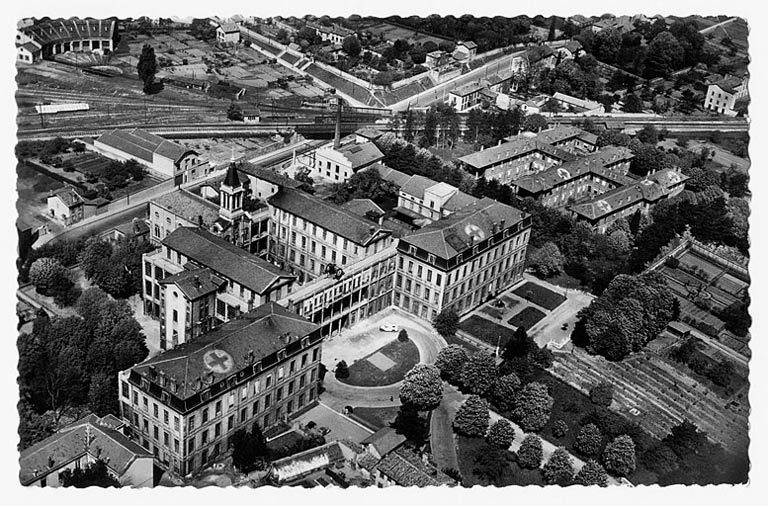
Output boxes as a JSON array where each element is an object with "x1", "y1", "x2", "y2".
[
  {"x1": 508, "y1": 306, "x2": 547, "y2": 329},
  {"x1": 350, "y1": 406, "x2": 401, "y2": 432},
  {"x1": 513, "y1": 281, "x2": 567, "y2": 311},
  {"x1": 459, "y1": 315, "x2": 512, "y2": 349},
  {"x1": 443, "y1": 332, "x2": 483, "y2": 354},
  {"x1": 456, "y1": 435, "x2": 545, "y2": 486},
  {"x1": 339, "y1": 338, "x2": 420, "y2": 387},
  {"x1": 480, "y1": 305, "x2": 505, "y2": 320}
]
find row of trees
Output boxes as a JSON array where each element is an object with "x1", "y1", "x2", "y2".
[
  {"x1": 374, "y1": 133, "x2": 470, "y2": 189},
  {"x1": 18, "y1": 288, "x2": 149, "y2": 449}
]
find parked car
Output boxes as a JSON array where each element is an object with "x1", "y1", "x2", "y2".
[{"x1": 380, "y1": 323, "x2": 399, "y2": 332}]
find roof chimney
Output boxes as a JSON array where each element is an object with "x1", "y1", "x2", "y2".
[
  {"x1": 334, "y1": 100, "x2": 342, "y2": 149},
  {"x1": 198, "y1": 214, "x2": 204, "y2": 226},
  {"x1": 194, "y1": 275, "x2": 201, "y2": 288}
]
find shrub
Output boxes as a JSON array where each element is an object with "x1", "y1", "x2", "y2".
[
  {"x1": 490, "y1": 373, "x2": 521, "y2": 412},
  {"x1": 602, "y1": 435, "x2": 636, "y2": 477},
  {"x1": 398, "y1": 329, "x2": 409, "y2": 342},
  {"x1": 399, "y1": 364, "x2": 443, "y2": 411},
  {"x1": 552, "y1": 419, "x2": 569, "y2": 439},
  {"x1": 29, "y1": 257, "x2": 67, "y2": 295},
  {"x1": 511, "y1": 382, "x2": 553, "y2": 432},
  {"x1": 589, "y1": 382, "x2": 614, "y2": 407},
  {"x1": 575, "y1": 423, "x2": 603, "y2": 456},
  {"x1": 517, "y1": 434, "x2": 543, "y2": 469},
  {"x1": 460, "y1": 351, "x2": 497, "y2": 396},
  {"x1": 486, "y1": 419, "x2": 515, "y2": 449},
  {"x1": 335, "y1": 360, "x2": 349, "y2": 379},
  {"x1": 575, "y1": 459, "x2": 609, "y2": 486},
  {"x1": 453, "y1": 395, "x2": 490, "y2": 437},
  {"x1": 543, "y1": 448, "x2": 575, "y2": 485},
  {"x1": 434, "y1": 345, "x2": 468, "y2": 384}
]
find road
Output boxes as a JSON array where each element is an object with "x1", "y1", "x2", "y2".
[
  {"x1": 388, "y1": 49, "x2": 528, "y2": 112},
  {"x1": 700, "y1": 17, "x2": 740, "y2": 35},
  {"x1": 38, "y1": 203, "x2": 147, "y2": 246}
]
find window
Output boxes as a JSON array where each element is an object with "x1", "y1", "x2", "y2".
[
  {"x1": 301, "y1": 354, "x2": 308, "y2": 367},
  {"x1": 173, "y1": 310, "x2": 178, "y2": 323},
  {"x1": 201, "y1": 430, "x2": 208, "y2": 444},
  {"x1": 215, "y1": 401, "x2": 222, "y2": 416},
  {"x1": 214, "y1": 423, "x2": 221, "y2": 438},
  {"x1": 188, "y1": 438, "x2": 195, "y2": 453},
  {"x1": 133, "y1": 391, "x2": 138, "y2": 404},
  {"x1": 278, "y1": 367, "x2": 284, "y2": 380},
  {"x1": 163, "y1": 409, "x2": 169, "y2": 424},
  {"x1": 153, "y1": 426, "x2": 159, "y2": 440},
  {"x1": 228, "y1": 415, "x2": 234, "y2": 431},
  {"x1": 300, "y1": 374, "x2": 306, "y2": 388},
  {"x1": 143, "y1": 397, "x2": 148, "y2": 410},
  {"x1": 241, "y1": 386, "x2": 248, "y2": 401},
  {"x1": 277, "y1": 387, "x2": 283, "y2": 401},
  {"x1": 174, "y1": 416, "x2": 180, "y2": 431},
  {"x1": 252, "y1": 400, "x2": 259, "y2": 415},
  {"x1": 265, "y1": 394, "x2": 271, "y2": 408},
  {"x1": 121, "y1": 381, "x2": 129, "y2": 399},
  {"x1": 228, "y1": 392, "x2": 235, "y2": 408},
  {"x1": 189, "y1": 415, "x2": 196, "y2": 431},
  {"x1": 266, "y1": 375, "x2": 272, "y2": 388},
  {"x1": 313, "y1": 349, "x2": 319, "y2": 361},
  {"x1": 164, "y1": 431, "x2": 169, "y2": 446},
  {"x1": 202, "y1": 408, "x2": 209, "y2": 423},
  {"x1": 288, "y1": 381, "x2": 295, "y2": 395}
]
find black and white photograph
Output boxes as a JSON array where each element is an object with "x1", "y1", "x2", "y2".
[{"x1": 6, "y1": 2, "x2": 763, "y2": 497}]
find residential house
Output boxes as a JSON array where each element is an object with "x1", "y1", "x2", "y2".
[
  {"x1": 447, "y1": 81, "x2": 487, "y2": 112},
  {"x1": 20, "y1": 414, "x2": 154, "y2": 488},
  {"x1": 300, "y1": 136, "x2": 385, "y2": 182},
  {"x1": 47, "y1": 187, "x2": 84, "y2": 226},
  {"x1": 453, "y1": 41, "x2": 478, "y2": 60},
  {"x1": 704, "y1": 75, "x2": 749, "y2": 116},
  {"x1": 17, "y1": 41, "x2": 42, "y2": 63},
  {"x1": 551, "y1": 92, "x2": 605, "y2": 115},
  {"x1": 216, "y1": 23, "x2": 241, "y2": 44}
]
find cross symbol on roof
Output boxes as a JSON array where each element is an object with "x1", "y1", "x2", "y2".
[{"x1": 204, "y1": 350, "x2": 232, "y2": 373}]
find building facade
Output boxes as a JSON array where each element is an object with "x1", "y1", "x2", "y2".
[
  {"x1": 395, "y1": 198, "x2": 531, "y2": 319},
  {"x1": 16, "y1": 17, "x2": 118, "y2": 59},
  {"x1": 216, "y1": 23, "x2": 241, "y2": 44},
  {"x1": 704, "y1": 76, "x2": 749, "y2": 116},
  {"x1": 119, "y1": 303, "x2": 323, "y2": 476}
]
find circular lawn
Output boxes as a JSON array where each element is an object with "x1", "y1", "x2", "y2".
[{"x1": 338, "y1": 337, "x2": 420, "y2": 387}]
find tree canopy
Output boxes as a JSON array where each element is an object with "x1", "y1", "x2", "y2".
[
  {"x1": 137, "y1": 44, "x2": 158, "y2": 93},
  {"x1": 511, "y1": 381, "x2": 554, "y2": 432},
  {"x1": 460, "y1": 351, "x2": 497, "y2": 396},
  {"x1": 399, "y1": 364, "x2": 443, "y2": 411},
  {"x1": 453, "y1": 395, "x2": 490, "y2": 437}
]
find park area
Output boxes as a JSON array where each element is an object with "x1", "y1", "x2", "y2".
[
  {"x1": 512, "y1": 281, "x2": 567, "y2": 311},
  {"x1": 456, "y1": 435, "x2": 545, "y2": 486},
  {"x1": 338, "y1": 337, "x2": 419, "y2": 387}
]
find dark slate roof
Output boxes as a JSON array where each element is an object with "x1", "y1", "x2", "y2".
[
  {"x1": 218, "y1": 22, "x2": 240, "y2": 33},
  {"x1": 223, "y1": 162, "x2": 242, "y2": 188},
  {"x1": 569, "y1": 179, "x2": 667, "y2": 220},
  {"x1": 459, "y1": 41, "x2": 478, "y2": 49},
  {"x1": 361, "y1": 427, "x2": 406, "y2": 457},
  {"x1": 337, "y1": 141, "x2": 384, "y2": 170},
  {"x1": 237, "y1": 163, "x2": 301, "y2": 189},
  {"x1": 354, "y1": 126, "x2": 385, "y2": 141},
  {"x1": 132, "y1": 303, "x2": 318, "y2": 399},
  {"x1": 458, "y1": 138, "x2": 577, "y2": 171},
  {"x1": 535, "y1": 126, "x2": 597, "y2": 146},
  {"x1": 19, "y1": 42, "x2": 41, "y2": 53},
  {"x1": 710, "y1": 76, "x2": 744, "y2": 95},
  {"x1": 272, "y1": 441, "x2": 345, "y2": 483},
  {"x1": 400, "y1": 175, "x2": 436, "y2": 200},
  {"x1": 153, "y1": 190, "x2": 220, "y2": 228},
  {"x1": 368, "y1": 163, "x2": 411, "y2": 187},
  {"x1": 20, "y1": 414, "x2": 151, "y2": 486},
  {"x1": 374, "y1": 448, "x2": 456, "y2": 487},
  {"x1": 524, "y1": 44, "x2": 556, "y2": 62},
  {"x1": 160, "y1": 267, "x2": 226, "y2": 299},
  {"x1": 399, "y1": 197, "x2": 526, "y2": 260},
  {"x1": 268, "y1": 188, "x2": 391, "y2": 246},
  {"x1": 514, "y1": 146, "x2": 634, "y2": 194},
  {"x1": 450, "y1": 81, "x2": 486, "y2": 97},
  {"x1": 162, "y1": 227, "x2": 294, "y2": 294},
  {"x1": 341, "y1": 199, "x2": 385, "y2": 217},
  {"x1": 96, "y1": 128, "x2": 191, "y2": 165}
]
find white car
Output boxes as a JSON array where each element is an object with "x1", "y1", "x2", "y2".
[{"x1": 380, "y1": 323, "x2": 399, "y2": 332}]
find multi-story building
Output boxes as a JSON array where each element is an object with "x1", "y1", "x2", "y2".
[
  {"x1": 267, "y1": 187, "x2": 393, "y2": 283},
  {"x1": 216, "y1": 23, "x2": 241, "y2": 44},
  {"x1": 534, "y1": 125, "x2": 598, "y2": 154},
  {"x1": 447, "y1": 81, "x2": 487, "y2": 112},
  {"x1": 118, "y1": 302, "x2": 323, "y2": 476},
  {"x1": 279, "y1": 245, "x2": 397, "y2": 337},
  {"x1": 704, "y1": 75, "x2": 749, "y2": 116},
  {"x1": 457, "y1": 137, "x2": 577, "y2": 184},
  {"x1": 396, "y1": 175, "x2": 478, "y2": 223},
  {"x1": 141, "y1": 226, "x2": 295, "y2": 349},
  {"x1": 514, "y1": 146, "x2": 635, "y2": 207},
  {"x1": 569, "y1": 168, "x2": 688, "y2": 233},
  {"x1": 298, "y1": 135, "x2": 384, "y2": 183},
  {"x1": 395, "y1": 197, "x2": 531, "y2": 319},
  {"x1": 16, "y1": 17, "x2": 118, "y2": 60}
]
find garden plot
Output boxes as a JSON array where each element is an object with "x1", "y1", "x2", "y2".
[{"x1": 512, "y1": 281, "x2": 566, "y2": 311}]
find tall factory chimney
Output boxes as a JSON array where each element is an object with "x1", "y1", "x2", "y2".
[{"x1": 334, "y1": 99, "x2": 342, "y2": 149}]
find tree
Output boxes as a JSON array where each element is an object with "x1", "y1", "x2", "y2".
[
  {"x1": 602, "y1": 435, "x2": 636, "y2": 477},
  {"x1": 335, "y1": 360, "x2": 349, "y2": 379},
  {"x1": 29, "y1": 257, "x2": 66, "y2": 295},
  {"x1": 137, "y1": 44, "x2": 158, "y2": 94},
  {"x1": 645, "y1": 32, "x2": 684, "y2": 78},
  {"x1": 330, "y1": 167, "x2": 398, "y2": 204},
  {"x1": 399, "y1": 364, "x2": 443, "y2": 411},
  {"x1": 342, "y1": 35, "x2": 362, "y2": 58},
  {"x1": 433, "y1": 307, "x2": 459, "y2": 338},
  {"x1": 575, "y1": 423, "x2": 603, "y2": 456},
  {"x1": 543, "y1": 447, "x2": 575, "y2": 485},
  {"x1": 636, "y1": 125, "x2": 659, "y2": 144},
  {"x1": 88, "y1": 372, "x2": 118, "y2": 417},
  {"x1": 589, "y1": 382, "x2": 614, "y2": 407},
  {"x1": 391, "y1": 406, "x2": 430, "y2": 448},
  {"x1": 523, "y1": 114, "x2": 548, "y2": 133},
  {"x1": 490, "y1": 373, "x2": 521, "y2": 412},
  {"x1": 511, "y1": 382, "x2": 553, "y2": 432},
  {"x1": 473, "y1": 445, "x2": 510, "y2": 484},
  {"x1": 553, "y1": 419, "x2": 569, "y2": 439},
  {"x1": 486, "y1": 419, "x2": 515, "y2": 449},
  {"x1": 227, "y1": 102, "x2": 244, "y2": 121},
  {"x1": 622, "y1": 93, "x2": 643, "y2": 113},
  {"x1": 706, "y1": 360, "x2": 734, "y2": 387},
  {"x1": 17, "y1": 401, "x2": 56, "y2": 451},
  {"x1": 397, "y1": 329, "x2": 409, "y2": 342},
  {"x1": 453, "y1": 395, "x2": 490, "y2": 437},
  {"x1": 517, "y1": 434, "x2": 543, "y2": 469},
  {"x1": 460, "y1": 351, "x2": 497, "y2": 396},
  {"x1": 502, "y1": 326, "x2": 532, "y2": 359},
  {"x1": 663, "y1": 419, "x2": 708, "y2": 458},
  {"x1": 435, "y1": 345, "x2": 468, "y2": 384},
  {"x1": 231, "y1": 424, "x2": 269, "y2": 473},
  {"x1": 527, "y1": 241, "x2": 565, "y2": 277},
  {"x1": 575, "y1": 459, "x2": 609, "y2": 486},
  {"x1": 59, "y1": 459, "x2": 121, "y2": 488}
]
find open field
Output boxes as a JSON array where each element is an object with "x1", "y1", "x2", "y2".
[{"x1": 365, "y1": 22, "x2": 450, "y2": 46}]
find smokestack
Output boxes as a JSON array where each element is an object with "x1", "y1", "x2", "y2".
[{"x1": 334, "y1": 100, "x2": 342, "y2": 149}]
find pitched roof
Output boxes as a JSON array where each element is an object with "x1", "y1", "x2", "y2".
[
  {"x1": 19, "y1": 42, "x2": 41, "y2": 53},
  {"x1": 369, "y1": 163, "x2": 411, "y2": 187},
  {"x1": 552, "y1": 92, "x2": 603, "y2": 111},
  {"x1": 458, "y1": 138, "x2": 577, "y2": 171},
  {"x1": 524, "y1": 44, "x2": 556, "y2": 62},
  {"x1": 160, "y1": 267, "x2": 226, "y2": 299},
  {"x1": 268, "y1": 188, "x2": 391, "y2": 246},
  {"x1": 218, "y1": 22, "x2": 240, "y2": 33},
  {"x1": 399, "y1": 198, "x2": 527, "y2": 260},
  {"x1": 535, "y1": 125, "x2": 597, "y2": 146},
  {"x1": 354, "y1": 126, "x2": 385, "y2": 141},
  {"x1": 341, "y1": 199, "x2": 385, "y2": 217},
  {"x1": 709, "y1": 76, "x2": 744, "y2": 95},
  {"x1": 19, "y1": 414, "x2": 151, "y2": 486},
  {"x1": 458, "y1": 41, "x2": 478, "y2": 49},
  {"x1": 133, "y1": 303, "x2": 319, "y2": 399},
  {"x1": 400, "y1": 175, "x2": 437, "y2": 200},
  {"x1": 374, "y1": 448, "x2": 455, "y2": 487},
  {"x1": 49, "y1": 187, "x2": 83, "y2": 208},
  {"x1": 361, "y1": 427, "x2": 406, "y2": 457},
  {"x1": 152, "y1": 190, "x2": 220, "y2": 228},
  {"x1": 271, "y1": 441, "x2": 345, "y2": 483},
  {"x1": 96, "y1": 128, "x2": 191, "y2": 165},
  {"x1": 237, "y1": 163, "x2": 301, "y2": 189},
  {"x1": 223, "y1": 162, "x2": 241, "y2": 188},
  {"x1": 162, "y1": 227, "x2": 294, "y2": 294},
  {"x1": 20, "y1": 18, "x2": 116, "y2": 46},
  {"x1": 569, "y1": 179, "x2": 667, "y2": 221},
  {"x1": 336, "y1": 141, "x2": 384, "y2": 170},
  {"x1": 450, "y1": 81, "x2": 486, "y2": 97}
]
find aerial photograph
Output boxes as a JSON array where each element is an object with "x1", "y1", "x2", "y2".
[{"x1": 13, "y1": 12, "x2": 750, "y2": 488}]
